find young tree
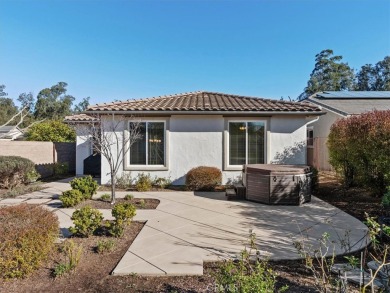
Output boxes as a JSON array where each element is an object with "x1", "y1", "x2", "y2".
[
  {"x1": 72, "y1": 114, "x2": 142, "y2": 204},
  {"x1": 300, "y1": 49, "x2": 355, "y2": 99}
]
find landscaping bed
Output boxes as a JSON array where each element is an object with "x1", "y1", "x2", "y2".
[
  {"x1": 0, "y1": 182, "x2": 44, "y2": 199},
  {"x1": 74, "y1": 198, "x2": 160, "y2": 209}
]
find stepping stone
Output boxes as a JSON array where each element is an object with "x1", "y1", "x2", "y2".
[{"x1": 367, "y1": 260, "x2": 390, "y2": 279}]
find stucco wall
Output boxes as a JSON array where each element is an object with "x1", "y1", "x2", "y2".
[
  {"x1": 309, "y1": 110, "x2": 344, "y2": 170},
  {"x1": 75, "y1": 132, "x2": 92, "y2": 175},
  {"x1": 96, "y1": 114, "x2": 312, "y2": 185}
]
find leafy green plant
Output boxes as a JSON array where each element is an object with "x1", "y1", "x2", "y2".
[
  {"x1": 186, "y1": 166, "x2": 222, "y2": 191},
  {"x1": 70, "y1": 175, "x2": 98, "y2": 200},
  {"x1": 96, "y1": 239, "x2": 116, "y2": 254},
  {"x1": 382, "y1": 188, "x2": 390, "y2": 209},
  {"x1": 115, "y1": 172, "x2": 133, "y2": 189},
  {"x1": 153, "y1": 176, "x2": 172, "y2": 189},
  {"x1": 53, "y1": 162, "x2": 69, "y2": 176},
  {"x1": 53, "y1": 240, "x2": 83, "y2": 278},
  {"x1": 124, "y1": 194, "x2": 134, "y2": 201},
  {"x1": 109, "y1": 203, "x2": 136, "y2": 237},
  {"x1": 60, "y1": 189, "x2": 84, "y2": 208},
  {"x1": 100, "y1": 193, "x2": 111, "y2": 202},
  {"x1": 69, "y1": 206, "x2": 103, "y2": 237},
  {"x1": 135, "y1": 173, "x2": 152, "y2": 192},
  {"x1": 26, "y1": 120, "x2": 76, "y2": 142},
  {"x1": 215, "y1": 231, "x2": 286, "y2": 293},
  {"x1": 344, "y1": 255, "x2": 359, "y2": 269},
  {"x1": 0, "y1": 156, "x2": 39, "y2": 189},
  {"x1": 138, "y1": 199, "x2": 146, "y2": 209},
  {"x1": 0, "y1": 205, "x2": 59, "y2": 279}
]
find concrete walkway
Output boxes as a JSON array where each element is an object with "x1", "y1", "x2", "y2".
[{"x1": 0, "y1": 179, "x2": 369, "y2": 276}]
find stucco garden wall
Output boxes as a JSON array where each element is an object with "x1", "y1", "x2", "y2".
[{"x1": 94, "y1": 114, "x2": 312, "y2": 185}]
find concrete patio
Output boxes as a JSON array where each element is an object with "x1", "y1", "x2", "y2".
[{"x1": 0, "y1": 179, "x2": 370, "y2": 276}]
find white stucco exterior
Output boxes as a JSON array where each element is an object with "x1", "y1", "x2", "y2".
[{"x1": 73, "y1": 114, "x2": 315, "y2": 185}]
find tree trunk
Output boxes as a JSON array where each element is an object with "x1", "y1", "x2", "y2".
[{"x1": 111, "y1": 173, "x2": 116, "y2": 204}]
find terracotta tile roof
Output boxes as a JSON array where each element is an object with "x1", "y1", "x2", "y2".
[
  {"x1": 86, "y1": 91, "x2": 322, "y2": 113},
  {"x1": 64, "y1": 113, "x2": 99, "y2": 122}
]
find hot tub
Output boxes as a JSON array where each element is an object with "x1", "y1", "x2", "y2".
[{"x1": 243, "y1": 164, "x2": 312, "y2": 205}]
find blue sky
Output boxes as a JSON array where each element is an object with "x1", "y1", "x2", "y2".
[{"x1": 1, "y1": 0, "x2": 389, "y2": 106}]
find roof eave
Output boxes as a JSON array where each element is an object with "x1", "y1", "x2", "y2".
[{"x1": 85, "y1": 110, "x2": 326, "y2": 116}]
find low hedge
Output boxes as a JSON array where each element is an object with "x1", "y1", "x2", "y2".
[
  {"x1": 0, "y1": 156, "x2": 39, "y2": 189},
  {"x1": 186, "y1": 166, "x2": 222, "y2": 191},
  {"x1": 60, "y1": 189, "x2": 84, "y2": 208},
  {"x1": 0, "y1": 204, "x2": 59, "y2": 279},
  {"x1": 70, "y1": 176, "x2": 98, "y2": 200}
]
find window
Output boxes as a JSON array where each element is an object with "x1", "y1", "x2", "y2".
[
  {"x1": 129, "y1": 122, "x2": 165, "y2": 166},
  {"x1": 307, "y1": 127, "x2": 314, "y2": 148},
  {"x1": 228, "y1": 121, "x2": 265, "y2": 166}
]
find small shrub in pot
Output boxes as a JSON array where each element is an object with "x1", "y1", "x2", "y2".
[{"x1": 186, "y1": 166, "x2": 222, "y2": 191}]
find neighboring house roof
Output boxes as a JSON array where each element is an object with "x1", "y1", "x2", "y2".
[
  {"x1": 85, "y1": 91, "x2": 322, "y2": 114},
  {"x1": 306, "y1": 91, "x2": 390, "y2": 116},
  {"x1": 64, "y1": 114, "x2": 99, "y2": 123}
]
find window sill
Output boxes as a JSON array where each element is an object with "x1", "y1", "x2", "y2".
[
  {"x1": 224, "y1": 166, "x2": 245, "y2": 171},
  {"x1": 124, "y1": 166, "x2": 169, "y2": 171}
]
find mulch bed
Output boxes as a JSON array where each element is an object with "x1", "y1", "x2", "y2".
[{"x1": 74, "y1": 198, "x2": 160, "y2": 209}]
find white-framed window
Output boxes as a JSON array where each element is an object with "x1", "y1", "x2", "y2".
[
  {"x1": 226, "y1": 120, "x2": 266, "y2": 168},
  {"x1": 307, "y1": 127, "x2": 314, "y2": 148},
  {"x1": 128, "y1": 121, "x2": 167, "y2": 168}
]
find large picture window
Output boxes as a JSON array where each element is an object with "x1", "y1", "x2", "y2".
[
  {"x1": 229, "y1": 121, "x2": 265, "y2": 166},
  {"x1": 130, "y1": 122, "x2": 165, "y2": 166}
]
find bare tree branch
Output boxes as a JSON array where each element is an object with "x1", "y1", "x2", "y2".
[{"x1": 71, "y1": 114, "x2": 142, "y2": 204}]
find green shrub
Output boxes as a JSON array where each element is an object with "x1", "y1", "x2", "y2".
[
  {"x1": 124, "y1": 194, "x2": 134, "y2": 201},
  {"x1": 70, "y1": 175, "x2": 98, "y2": 200},
  {"x1": 115, "y1": 172, "x2": 132, "y2": 189},
  {"x1": 100, "y1": 193, "x2": 111, "y2": 202},
  {"x1": 0, "y1": 204, "x2": 59, "y2": 279},
  {"x1": 135, "y1": 173, "x2": 152, "y2": 191},
  {"x1": 328, "y1": 110, "x2": 390, "y2": 195},
  {"x1": 26, "y1": 120, "x2": 76, "y2": 142},
  {"x1": 0, "y1": 156, "x2": 40, "y2": 189},
  {"x1": 69, "y1": 206, "x2": 103, "y2": 237},
  {"x1": 153, "y1": 176, "x2": 172, "y2": 189},
  {"x1": 60, "y1": 189, "x2": 83, "y2": 208},
  {"x1": 54, "y1": 162, "x2": 69, "y2": 176},
  {"x1": 96, "y1": 239, "x2": 115, "y2": 254},
  {"x1": 53, "y1": 240, "x2": 83, "y2": 278},
  {"x1": 138, "y1": 199, "x2": 146, "y2": 209},
  {"x1": 186, "y1": 166, "x2": 222, "y2": 191},
  {"x1": 215, "y1": 232, "x2": 284, "y2": 293},
  {"x1": 382, "y1": 188, "x2": 390, "y2": 209},
  {"x1": 109, "y1": 203, "x2": 136, "y2": 237}
]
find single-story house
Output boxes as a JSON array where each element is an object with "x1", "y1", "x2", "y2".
[
  {"x1": 0, "y1": 126, "x2": 24, "y2": 140},
  {"x1": 304, "y1": 91, "x2": 390, "y2": 171},
  {"x1": 66, "y1": 91, "x2": 324, "y2": 185}
]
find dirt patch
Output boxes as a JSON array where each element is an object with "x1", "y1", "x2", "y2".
[
  {"x1": 74, "y1": 198, "x2": 160, "y2": 209},
  {"x1": 314, "y1": 171, "x2": 383, "y2": 221}
]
